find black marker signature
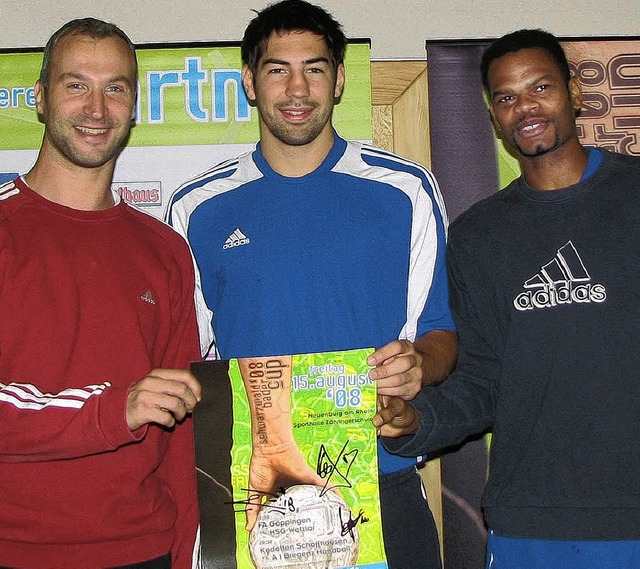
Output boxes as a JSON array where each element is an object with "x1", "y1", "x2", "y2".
[
  {"x1": 229, "y1": 486, "x2": 295, "y2": 516},
  {"x1": 316, "y1": 440, "x2": 359, "y2": 493},
  {"x1": 339, "y1": 508, "x2": 369, "y2": 541}
]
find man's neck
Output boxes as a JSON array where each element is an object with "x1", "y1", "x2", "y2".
[
  {"x1": 260, "y1": 128, "x2": 335, "y2": 177},
  {"x1": 24, "y1": 151, "x2": 116, "y2": 211},
  {"x1": 521, "y1": 140, "x2": 589, "y2": 191}
]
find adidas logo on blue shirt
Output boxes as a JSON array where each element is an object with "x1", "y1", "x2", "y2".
[{"x1": 223, "y1": 228, "x2": 251, "y2": 250}]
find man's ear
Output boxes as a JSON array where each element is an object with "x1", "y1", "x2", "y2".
[
  {"x1": 34, "y1": 80, "x2": 46, "y2": 117},
  {"x1": 242, "y1": 65, "x2": 256, "y2": 102},
  {"x1": 568, "y1": 76, "x2": 583, "y2": 114},
  {"x1": 334, "y1": 63, "x2": 345, "y2": 99},
  {"x1": 130, "y1": 93, "x2": 136, "y2": 121},
  {"x1": 487, "y1": 103, "x2": 502, "y2": 138}
]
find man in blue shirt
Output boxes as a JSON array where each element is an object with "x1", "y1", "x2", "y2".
[{"x1": 168, "y1": 2, "x2": 457, "y2": 567}]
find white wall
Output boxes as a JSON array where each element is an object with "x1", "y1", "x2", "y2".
[{"x1": 1, "y1": 0, "x2": 638, "y2": 59}]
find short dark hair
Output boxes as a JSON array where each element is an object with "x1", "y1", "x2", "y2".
[
  {"x1": 40, "y1": 17, "x2": 137, "y2": 88},
  {"x1": 480, "y1": 29, "x2": 571, "y2": 91},
  {"x1": 241, "y1": 0, "x2": 346, "y2": 73}
]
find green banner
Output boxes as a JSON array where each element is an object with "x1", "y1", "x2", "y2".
[{"x1": 0, "y1": 42, "x2": 371, "y2": 150}]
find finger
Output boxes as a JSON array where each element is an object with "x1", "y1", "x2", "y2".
[
  {"x1": 367, "y1": 340, "x2": 404, "y2": 366},
  {"x1": 372, "y1": 395, "x2": 401, "y2": 428},
  {"x1": 375, "y1": 362, "x2": 421, "y2": 398},
  {"x1": 127, "y1": 389, "x2": 190, "y2": 430},
  {"x1": 372, "y1": 354, "x2": 416, "y2": 380},
  {"x1": 141, "y1": 406, "x2": 179, "y2": 428},
  {"x1": 368, "y1": 339, "x2": 414, "y2": 366},
  {"x1": 378, "y1": 422, "x2": 408, "y2": 438},
  {"x1": 147, "y1": 369, "x2": 202, "y2": 402},
  {"x1": 375, "y1": 397, "x2": 419, "y2": 436},
  {"x1": 245, "y1": 491, "x2": 262, "y2": 532},
  {"x1": 377, "y1": 382, "x2": 421, "y2": 399},
  {"x1": 156, "y1": 392, "x2": 191, "y2": 422},
  {"x1": 127, "y1": 399, "x2": 177, "y2": 431},
  {"x1": 139, "y1": 375, "x2": 200, "y2": 412}
]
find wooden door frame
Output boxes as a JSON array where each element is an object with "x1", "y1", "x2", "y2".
[{"x1": 370, "y1": 60, "x2": 444, "y2": 559}]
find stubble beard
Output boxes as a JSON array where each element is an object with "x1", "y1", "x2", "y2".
[
  {"x1": 46, "y1": 115, "x2": 129, "y2": 169},
  {"x1": 269, "y1": 118, "x2": 326, "y2": 147},
  {"x1": 511, "y1": 110, "x2": 578, "y2": 159},
  {"x1": 511, "y1": 120, "x2": 563, "y2": 158},
  {"x1": 261, "y1": 100, "x2": 333, "y2": 147},
  {"x1": 515, "y1": 136, "x2": 559, "y2": 158}
]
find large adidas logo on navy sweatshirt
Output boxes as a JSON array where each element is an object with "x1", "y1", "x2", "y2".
[{"x1": 513, "y1": 241, "x2": 607, "y2": 311}]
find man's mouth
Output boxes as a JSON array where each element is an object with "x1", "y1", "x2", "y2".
[
  {"x1": 516, "y1": 119, "x2": 548, "y2": 137},
  {"x1": 522, "y1": 122, "x2": 542, "y2": 132},
  {"x1": 279, "y1": 106, "x2": 315, "y2": 123},
  {"x1": 76, "y1": 126, "x2": 109, "y2": 135}
]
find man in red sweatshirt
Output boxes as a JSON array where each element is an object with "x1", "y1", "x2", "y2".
[{"x1": 0, "y1": 18, "x2": 201, "y2": 568}]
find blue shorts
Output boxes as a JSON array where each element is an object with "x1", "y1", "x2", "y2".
[{"x1": 486, "y1": 530, "x2": 640, "y2": 569}]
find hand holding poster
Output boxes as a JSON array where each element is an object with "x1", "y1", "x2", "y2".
[{"x1": 192, "y1": 348, "x2": 388, "y2": 569}]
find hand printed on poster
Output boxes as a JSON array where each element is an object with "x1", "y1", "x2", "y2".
[{"x1": 237, "y1": 356, "x2": 328, "y2": 532}]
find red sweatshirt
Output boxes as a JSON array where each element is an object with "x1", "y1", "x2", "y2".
[{"x1": 0, "y1": 178, "x2": 200, "y2": 568}]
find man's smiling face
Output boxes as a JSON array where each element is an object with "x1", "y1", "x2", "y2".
[
  {"x1": 242, "y1": 29, "x2": 345, "y2": 149},
  {"x1": 487, "y1": 47, "x2": 581, "y2": 159}
]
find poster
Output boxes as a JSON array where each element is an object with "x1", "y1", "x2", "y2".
[
  {"x1": 191, "y1": 348, "x2": 387, "y2": 569},
  {"x1": 0, "y1": 42, "x2": 372, "y2": 219}
]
